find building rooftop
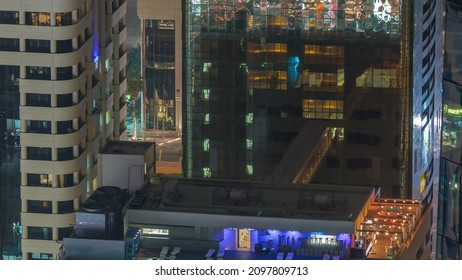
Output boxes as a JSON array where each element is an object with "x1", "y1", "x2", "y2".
[
  {"x1": 128, "y1": 177, "x2": 375, "y2": 223},
  {"x1": 101, "y1": 140, "x2": 155, "y2": 156}
]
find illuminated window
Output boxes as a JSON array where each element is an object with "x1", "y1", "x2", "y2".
[
  {"x1": 202, "y1": 89, "x2": 210, "y2": 100},
  {"x1": 246, "y1": 139, "x2": 253, "y2": 150},
  {"x1": 246, "y1": 113, "x2": 253, "y2": 124},
  {"x1": 203, "y1": 167, "x2": 211, "y2": 178},
  {"x1": 204, "y1": 113, "x2": 210, "y2": 124},
  {"x1": 203, "y1": 62, "x2": 212, "y2": 72},
  {"x1": 302, "y1": 99, "x2": 343, "y2": 120},
  {"x1": 26, "y1": 12, "x2": 51, "y2": 26},
  {"x1": 203, "y1": 138, "x2": 210, "y2": 151},
  {"x1": 105, "y1": 110, "x2": 113, "y2": 125},
  {"x1": 246, "y1": 164, "x2": 253, "y2": 175}
]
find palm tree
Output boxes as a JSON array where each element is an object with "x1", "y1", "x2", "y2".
[{"x1": 126, "y1": 71, "x2": 144, "y2": 139}]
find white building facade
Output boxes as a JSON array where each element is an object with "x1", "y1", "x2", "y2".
[{"x1": 0, "y1": 0, "x2": 127, "y2": 259}]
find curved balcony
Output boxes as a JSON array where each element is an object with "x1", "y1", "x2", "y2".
[
  {"x1": 105, "y1": 118, "x2": 114, "y2": 138},
  {"x1": 19, "y1": 12, "x2": 92, "y2": 41},
  {"x1": 21, "y1": 176, "x2": 86, "y2": 202},
  {"x1": 21, "y1": 239, "x2": 61, "y2": 256},
  {"x1": 20, "y1": 0, "x2": 85, "y2": 13},
  {"x1": 20, "y1": 71, "x2": 86, "y2": 95},
  {"x1": 21, "y1": 212, "x2": 76, "y2": 228},
  {"x1": 21, "y1": 123, "x2": 86, "y2": 148},
  {"x1": 111, "y1": 1, "x2": 127, "y2": 26},
  {"x1": 115, "y1": 50, "x2": 127, "y2": 70},
  {"x1": 21, "y1": 150, "x2": 86, "y2": 175},
  {"x1": 114, "y1": 75, "x2": 127, "y2": 95},
  {"x1": 114, "y1": 25, "x2": 127, "y2": 49},
  {"x1": 117, "y1": 102, "x2": 127, "y2": 123},
  {"x1": 0, "y1": 50, "x2": 21, "y2": 65},
  {"x1": 20, "y1": 96, "x2": 86, "y2": 121},
  {"x1": 20, "y1": 38, "x2": 92, "y2": 68},
  {"x1": 119, "y1": 126, "x2": 128, "y2": 140}
]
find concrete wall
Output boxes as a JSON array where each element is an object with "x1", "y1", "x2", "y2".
[
  {"x1": 63, "y1": 238, "x2": 125, "y2": 260},
  {"x1": 101, "y1": 153, "x2": 144, "y2": 192}
]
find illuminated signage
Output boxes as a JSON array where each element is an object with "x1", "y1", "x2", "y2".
[
  {"x1": 157, "y1": 20, "x2": 174, "y2": 30},
  {"x1": 142, "y1": 228, "x2": 169, "y2": 235}
]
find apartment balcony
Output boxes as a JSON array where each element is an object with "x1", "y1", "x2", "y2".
[
  {"x1": 21, "y1": 176, "x2": 86, "y2": 202},
  {"x1": 20, "y1": 96, "x2": 86, "y2": 122},
  {"x1": 21, "y1": 239, "x2": 61, "y2": 258},
  {"x1": 21, "y1": 123, "x2": 86, "y2": 149},
  {"x1": 21, "y1": 150, "x2": 86, "y2": 175},
  {"x1": 20, "y1": 71, "x2": 86, "y2": 97},
  {"x1": 18, "y1": 11, "x2": 92, "y2": 42},
  {"x1": 21, "y1": 212, "x2": 76, "y2": 230},
  {"x1": 110, "y1": 0, "x2": 126, "y2": 25}
]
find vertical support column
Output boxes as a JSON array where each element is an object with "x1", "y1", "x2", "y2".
[
  {"x1": 50, "y1": 12, "x2": 56, "y2": 26},
  {"x1": 19, "y1": 11, "x2": 25, "y2": 25},
  {"x1": 51, "y1": 94, "x2": 57, "y2": 108},
  {"x1": 20, "y1": 65, "x2": 26, "y2": 79},
  {"x1": 73, "y1": 92, "x2": 79, "y2": 104},
  {"x1": 73, "y1": 171, "x2": 79, "y2": 185},
  {"x1": 72, "y1": 10, "x2": 79, "y2": 24},
  {"x1": 72, "y1": 64, "x2": 79, "y2": 77},
  {"x1": 52, "y1": 201, "x2": 58, "y2": 214},
  {"x1": 73, "y1": 118, "x2": 79, "y2": 130},
  {"x1": 21, "y1": 120, "x2": 26, "y2": 133},
  {"x1": 51, "y1": 67, "x2": 57, "y2": 81},
  {"x1": 20, "y1": 92, "x2": 26, "y2": 106},
  {"x1": 52, "y1": 228, "x2": 58, "y2": 242},
  {"x1": 20, "y1": 39, "x2": 25, "y2": 52},
  {"x1": 21, "y1": 173, "x2": 27, "y2": 186},
  {"x1": 51, "y1": 121, "x2": 57, "y2": 134},
  {"x1": 21, "y1": 199, "x2": 27, "y2": 213},
  {"x1": 21, "y1": 145, "x2": 27, "y2": 159},
  {"x1": 51, "y1": 40, "x2": 56, "y2": 53},
  {"x1": 52, "y1": 148, "x2": 58, "y2": 161},
  {"x1": 73, "y1": 198, "x2": 79, "y2": 211},
  {"x1": 73, "y1": 145, "x2": 79, "y2": 158},
  {"x1": 52, "y1": 176, "x2": 58, "y2": 188},
  {"x1": 72, "y1": 38, "x2": 79, "y2": 50}
]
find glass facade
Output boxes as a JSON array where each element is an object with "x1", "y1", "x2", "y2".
[
  {"x1": 0, "y1": 65, "x2": 21, "y2": 258},
  {"x1": 183, "y1": 0, "x2": 411, "y2": 196},
  {"x1": 438, "y1": 0, "x2": 462, "y2": 259},
  {"x1": 144, "y1": 19, "x2": 176, "y2": 130}
]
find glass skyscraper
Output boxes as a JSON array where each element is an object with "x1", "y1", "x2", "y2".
[
  {"x1": 438, "y1": 0, "x2": 462, "y2": 260},
  {"x1": 182, "y1": 0, "x2": 430, "y2": 197}
]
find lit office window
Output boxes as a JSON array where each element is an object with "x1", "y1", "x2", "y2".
[
  {"x1": 203, "y1": 138, "x2": 210, "y2": 151},
  {"x1": 203, "y1": 167, "x2": 211, "y2": 178},
  {"x1": 246, "y1": 139, "x2": 253, "y2": 149},
  {"x1": 204, "y1": 113, "x2": 210, "y2": 124},
  {"x1": 203, "y1": 62, "x2": 212, "y2": 72},
  {"x1": 246, "y1": 113, "x2": 253, "y2": 125},
  {"x1": 246, "y1": 164, "x2": 253, "y2": 175},
  {"x1": 302, "y1": 99, "x2": 343, "y2": 120},
  {"x1": 202, "y1": 89, "x2": 210, "y2": 100}
]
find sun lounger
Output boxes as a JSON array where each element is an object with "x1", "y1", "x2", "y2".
[
  {"x1": 216, "y1": 249, "x2": 225, "y2": 260},
  {"x1": 205, "y1": 249, "x2": 216, "y2": 259}
]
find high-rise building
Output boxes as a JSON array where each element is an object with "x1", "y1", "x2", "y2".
[
  {"x1": 137, "y1": 0, "x2": 182, "y2": 133},
  {"x1": 182, "y1": 0, "x2": 442, "y2": 255},
  {"x1": 183, "y1": 0, "x2": 441, "y2": 196},
  {"x1": 0, "y1": 0, "x2": 127, "y2": 259},
  {"x1": 438, "y1": 0, "x2": 462, "y2": 260}
]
